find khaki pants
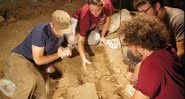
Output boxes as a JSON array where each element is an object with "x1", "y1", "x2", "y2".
[{"x1": 4, "y1": 52, "x2": 47, "y2": 99}]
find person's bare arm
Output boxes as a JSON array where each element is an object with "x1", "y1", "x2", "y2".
[
  {"x1": 176, "y1": 40, "x2": 184, "y2": 60},
  {"x1": 127, "y1": 62, "x2": 142, "y2": 82},
  {"x1": 100, "y1": 16, "x2": 111, "y2": 43},
  {"x1": 132, "y1": 62, "x2": 142, "y2": 81},
  {"x1": 32, "y1": 45, "x2": 72, "y2": 65},
  {"x1": 78, "y1": 34, "x2": 91, "y2": 70},
  {"x1": 32, "y1": 45, "x2": 59, "y2": 65},
  {"x1": 131, "y1": 90, "x2": 150, "y2": 99},
  {"x1": 78, "y1": 35, "x2": 86, "y2": 60},
  {"x1": 171, "y1": 12, "x2": 184, "y2": 62}
]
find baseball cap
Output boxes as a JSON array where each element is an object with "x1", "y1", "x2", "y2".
[{"x1": 52, "y1": 10, "x2": 71, "y2": 34}]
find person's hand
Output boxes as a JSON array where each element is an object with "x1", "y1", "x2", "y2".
[
  {"x1": 126, "y1": 72, "x2": 134, "y2": 81},
  {"x1": 100, "y1": 37, "x2": 106, "y2": 44},
  {"x1": 58, "y1": 47, "x2": 72, "y2": 59},
  {"x1": 82, "y1": 57, "x2": 91, "y2": 71}
]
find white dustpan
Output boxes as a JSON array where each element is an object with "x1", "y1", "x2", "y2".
[{"x1": 0, "y1": 78, "x2": 16, "y2": 97}]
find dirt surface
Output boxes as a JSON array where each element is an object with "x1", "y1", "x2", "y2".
[
  {"x1": 0, "y1": 0, "x2": 132, "y2": 99},
  {"x1": 0, "y1": 0, "x2": 85, "y2": 75}
]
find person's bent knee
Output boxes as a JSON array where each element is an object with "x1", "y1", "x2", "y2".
[
  {"x1": 11, "y1": 75, "x2": 37, "y2": 98},
  {"x1": 87, "y1": 30, "x2": 101, "y2": 45}
]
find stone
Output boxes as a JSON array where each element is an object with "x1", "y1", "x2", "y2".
[
  {"x1": 108, "y1": 9, "x2": 132, "y2": 33},
  {"x1": 67, "y1": 83, "x2": 99, "y2": 99}
]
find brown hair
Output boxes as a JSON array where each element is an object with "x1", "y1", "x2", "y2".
[{"x1": 119, "y1": 14, "x2": 170, "y2": 51}]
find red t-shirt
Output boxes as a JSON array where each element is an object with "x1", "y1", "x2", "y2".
[
  {"x1": 134, "y1": 47, "x2": 184, "y2": 99},
  {"x1": 72, "y1": 0, "x2": 113, "y2": 37}
]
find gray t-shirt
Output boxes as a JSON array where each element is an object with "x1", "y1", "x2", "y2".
[{"x1": 165, "y1": 6, "x2": 184, "y2": 46}]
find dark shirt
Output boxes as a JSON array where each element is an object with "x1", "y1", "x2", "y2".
[
  {"x1": 13, "y1": 24, "x2": 64, "y2": 62},
  {"x1": 134, "y1": 46, "x2": 184, "y2": 99}
]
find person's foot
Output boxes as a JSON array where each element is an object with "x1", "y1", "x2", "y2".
[
  {"x1": 49, "y1": 70, "x2": 62, "y2": 79},
  {"x1": 46, "y1": 66, "x2": 62, "y2": 79},
  {"x1": 46, "y1": 66, "x2": 56, "y2": 74}
]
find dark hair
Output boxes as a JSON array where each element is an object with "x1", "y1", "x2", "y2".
[
  {"x1": 88, "y1": 0, "x2": 103, "y2": 6},
  {"x1": 119, "y1": 14, "x2": 170, "y2": 51},
  {"x1": 110, "y1": 0, "x2": 135, "y2": 10},
  {"x1": 133, "y1": 0, "x2": 164, "y2": 9}
]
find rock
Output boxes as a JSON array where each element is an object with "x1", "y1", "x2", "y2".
[
  {"x1": 67, "y1": 83, "x2": 99, "y2": 99},
  {"x1": 109, "y1": 9, "x2": 132, "y2": 33},
  {"x1": 53, "y1": 73, "x2": 79, "y2": 99}
]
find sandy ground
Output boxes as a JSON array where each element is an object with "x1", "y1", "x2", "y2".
[
  {"x1": 0, "y1": 0, "x2": 132, "y2": 99},
  {"x1": 0, "y1": 0, "x2": 85, "y2": 76}
]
